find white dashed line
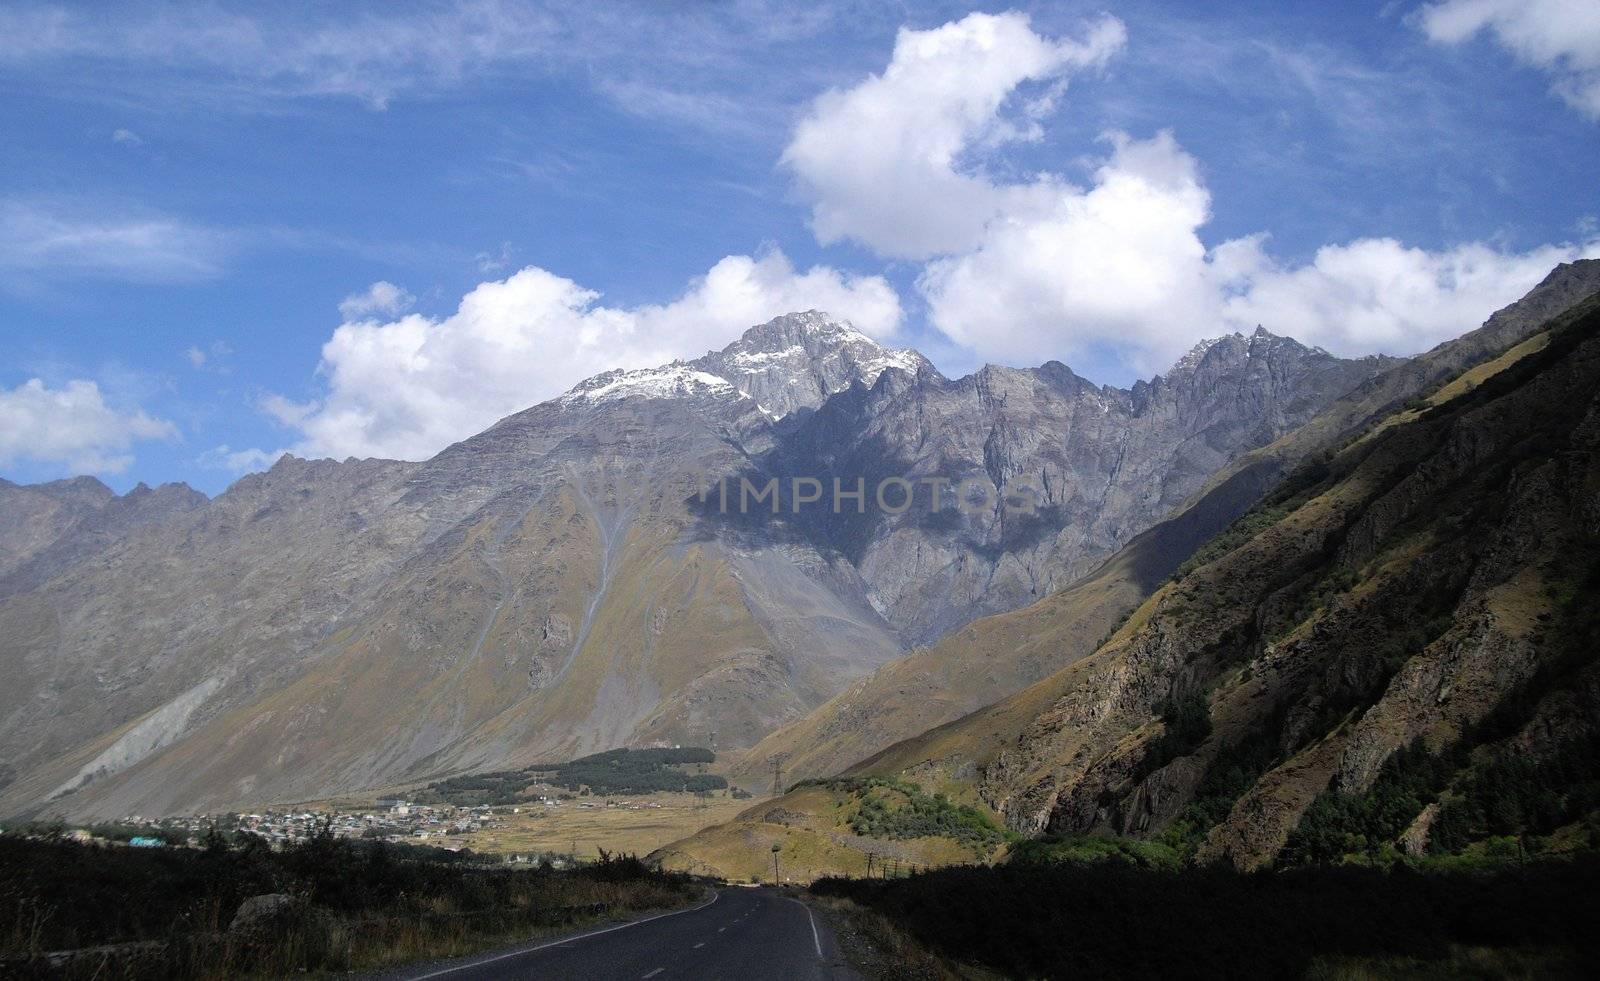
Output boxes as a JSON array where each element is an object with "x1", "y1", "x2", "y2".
[{"x1": 642, "y1": 969, "x2": 665, "y2": 979}]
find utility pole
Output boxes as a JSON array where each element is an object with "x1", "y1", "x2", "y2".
[
  {"x1": 768, "y1": 753, "x2": 788, "y2": 797},
  {"x1": 772, "y1": 842, "x2": 782, "y2": 884}
]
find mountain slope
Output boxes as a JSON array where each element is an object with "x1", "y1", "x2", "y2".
[
  {"x1": 675, "y1": 282, "x2": 1600, "y2": 879},
  {"x1": 973, "y1": 291, "x2": 1600, "y2": 869},
  {"x1": 0, "y1": 314, "x2": 1396, "y2": 820},
  {"x1": 722, "y1": 328, "x2": 1396, "y2": 647},
  {"x1": 725, "y1": 261, "x2": 1600, "y2": 791},
  {"x1": 0, "y1": 477, "x2": 117, "y2": 577}
]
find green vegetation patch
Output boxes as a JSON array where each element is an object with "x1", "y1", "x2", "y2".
[
  {"x1": 1172, "y1": 502, "x2": 1292, "y2": 580},
  {"x1": 810, "y1": 777, "x2": 1009, "y2": 852},
  {"x1": 1009, "y1": 834, "x2": 1186, "y2": 870},
  {"x1": 533, "y1": 748, "x2": 724, "y2": 796},
  {"x1": 418, "y1": 747, "x2": 724, "y2": 805}
]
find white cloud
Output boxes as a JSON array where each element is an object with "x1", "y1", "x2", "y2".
[
  {"x1": 789, "y1": 12, "x2": 1599, "y2": 378},
  {"x1": 269, "y1": 249, "x2": 901, "y2": 460},
  {"x1": 0, "y1": 378, "x2": 176, "y2": 474},
  {"x1": 0, "y1": 200, "x2": 224, "y2": 282},
  {"x1": 198, "y1": 444, "x2": 283, "y2": 474},
  {"x1": 183, "y1": 340, "x2": 234, "y2": 372},
  {"x1": 338, "y1": 280, "x2": 415, "y2": 320},
  {"x1": 1418, "y1": 0, "x2": 1600, "y2": 120},
  {"x1": 920, "y1": 128, "x2": 1599, "y2": 373},
  {"x1": 111, "y1": 127, "x2": 142, "y2": 146},
  {"x1": 920, "y1": 130, "x2": 1221, "y2": 374},
  {"x1": 783, "y1": 11, "x2": 1126, "y2": 259},
  {"x1": 1215, "y1": 235, "x2": 1599, "y2": 357}
]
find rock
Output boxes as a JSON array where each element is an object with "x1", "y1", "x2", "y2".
[
  {"x1": 228, "y1": 894, "x2": 298, "y2": 938},
  {"x1": 1401, "y1": 803, "x2": 1440, "y2": 856}
]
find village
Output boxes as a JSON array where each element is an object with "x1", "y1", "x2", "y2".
[{"x1": 4, "y1": 793, "x2": 688, "y2": 862}]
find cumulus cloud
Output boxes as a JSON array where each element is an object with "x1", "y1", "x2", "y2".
[
  {"x1": 267, "y1": 249, "x2": 901, "y2": 461},
  {"x1": 1215, "y1": 235, "x2": 1597, "y2": 357},
  {"x1": 0, "y1": 200, "x2": 224, "y2": 282},
  {"x1": 919, "y1": 128, "x2": 1598, "y2": 372},
  {"x1": 0, "y1": 378, "x2": 176, "y2": 474},
  {"x1": 792, "y1": 11, "x2": 1599, "y2": 377},
  {"x1": 1418, "y1": 0, "x2": 1600, "y2": 120},
  {"x1": 921, "y1": 130, "x2": 1221, "y2": 373},
  {"x1": 783, "y1": 11, "x2": 1126, "y2": 258},
  {"x1": 338, "y1": 281, "x2": 415, "y2": 320}
]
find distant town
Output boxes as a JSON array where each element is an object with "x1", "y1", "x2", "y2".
[
  {"x1": 3, "y1": 746, "x2": 754, "y2": 862},
  {"x1": 5, "y1": 792, "x2": 714, "y2": 859}
]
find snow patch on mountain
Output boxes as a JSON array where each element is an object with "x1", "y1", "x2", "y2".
[{"x1": 563, "y1": 364, "x2": 737, "y2": 405}]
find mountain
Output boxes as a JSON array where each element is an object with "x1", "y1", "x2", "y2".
[
  {"x1": 758, "y1": 328, "x2": 1398, "y2": 646},
  {"x1": 0, "y1": 476, "x2": 117, "y2": 577},
  {"x1": 689, "y1": 309, "x2": 933, "y2": 419},
  {"x1": 722, "y1": 260, "x2": 1600, "y2": 791},
  {"x1": 663, "y1": 262, "x2": 1600, "y2": 878},
  {"x1": 0, "y1": 313, "x2": 1392, "y2": 820}
]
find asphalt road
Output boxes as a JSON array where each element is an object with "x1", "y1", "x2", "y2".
[{"x1": 395, "y1": 887, "x2": 862, "y2": 980}]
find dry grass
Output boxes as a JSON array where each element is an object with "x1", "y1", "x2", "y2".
[
  {"x1": 805, "y1": 894, "x2": 972, "y2": 980},
  {"x1": 436, "y1": 792, "x2": 754, "y2": 860},
  {"x1": 655, "y1": 785, "x2": 985, "y2": 883}
]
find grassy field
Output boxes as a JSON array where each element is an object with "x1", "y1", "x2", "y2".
[
  {"x1": 654, "y1": 785, "x2": 989, "y2": 883},
  {"x1": 435, "y1": 792, "x2": 755, "y2": 860}
]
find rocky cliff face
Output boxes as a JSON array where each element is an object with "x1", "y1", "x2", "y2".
[
  {"x1": 0, "y1": 312, "x2": 1394, "y2": 820},
  {"x1": 0, "y1": 476, "x2": 118, "y2": 577},
  {"x1": 826, "y1": 282, "x2": 1600, "y2": 871},
  {"x1": 691, "y1": 310, "x2": 934, "y2": 419},
  {"x1": 754, "y1": 328, "x2": 1397, "y2": 645},
  {"x1": 661, "y1": 261, "x2": 1600, "y2": 878}
]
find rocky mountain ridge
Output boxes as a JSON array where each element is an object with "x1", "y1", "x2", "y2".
[
  {"x1": 663, "y1": 260, "x2": 1600, "y2": 878},
  {"x1": 0, "y1": 312, "x2": 1395, "y2": 819}
]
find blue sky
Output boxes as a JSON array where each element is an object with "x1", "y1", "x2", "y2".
[{"x1": 1, "y1": 0, "x2": 1597, "y2": 495}]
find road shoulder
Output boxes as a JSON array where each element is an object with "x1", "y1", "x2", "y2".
[{"x1": 368, "y1": 885, "x2": 720, "y2": 980}]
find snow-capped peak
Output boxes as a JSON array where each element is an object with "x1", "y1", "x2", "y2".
[
  {"x1": 692, "y1": 311, "x2": 934, "y2": 419},
  {"x1": 562, "y1": 363, "x2": 736, "y2": 405}
]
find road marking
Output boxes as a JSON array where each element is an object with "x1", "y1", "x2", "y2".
[
  {"x1": 693, "y1": 942, "x2": 705, "y2": 948},
  {"x1": 717, "y1": 927, "x2": 726, "y2": 932},
  {"x1": 782, "y1": 897, "x2": 825, "y2": 959},
  {"x1": 642, "y1": 970, "x2": 665, "y2": 979},
  {"x1": 804, "y1": 906, "x2": 823, "y2": 958},
  {"x1": 407, "y1": 889, "x2": 720, "y2": 980}
]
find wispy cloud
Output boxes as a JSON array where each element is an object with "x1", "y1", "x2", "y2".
[
  {"x1": 1417, "y1": 0, "x2": 1600, "y2": 120},
  {"x1": 0, "y1": 200, "x2": 227, "y2": 282},
  {"x1": 0, "y1": 0, "x2": 865, "y2": 130},
  {"x1": 0, "y1": 2, "x2": 560, "y2": 109},
  {"x1": 338, "y1": 281, "x2": 415, "y2": 320},
  {"x1": 198, "y1": 443, "x2": 283, "y2": 474},
  {"x1": 184, "y1": 341, "x2": 234, "y2": 373}
]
